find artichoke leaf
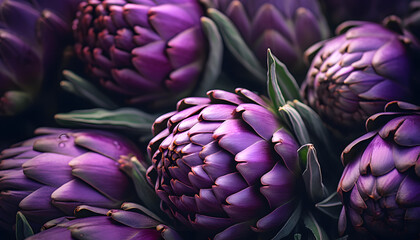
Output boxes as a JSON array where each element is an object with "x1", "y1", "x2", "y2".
[
  {"x1": 55, "y1": 108, "x2": 155, "y2": 135},
  {"x1": 195, "y1": 17, "x2": 223, "y2": 96},
  {"x1": 207, "y1": 8, "x2": 266, "y2": 82},
  {"x1": 120, "y1": 157, "x2": 166, "y2": 222},
  {"x1": 315, "y1": 192, "x2": 343, "y2": 219},
  {"x1": 303, "y1": 211, "x2": 329, "y2": 240},
  {"x1": 298, "y1": 144, "x2": 328, "y2": 203},
  {"x1": 290, "y1": 100, "x2": 336, "y2": 162},
  {"x1": 279, "y1": 104, "x2": 311, "y2": 145},
  {"x1": 15, "y1": 211, "x2": 34, "y2": 240},
  {"x1": 268, "y1": 59, "x2": 287, "y2": 109},
  {"x1": 61, "y1": 70, "x2": 118, "y2": 109},
  {"x1": 267, "y1": 49, "x2": 301, "y2": 103}
]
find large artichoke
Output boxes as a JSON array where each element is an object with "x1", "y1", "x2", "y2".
[
  {"x1": 147, "y1": 88, "x2": 302, "y2": 239},
  {"x1": 301, "y1": 19, "x2": 418, "y2": 134},
  {"x1": 337, "y1": 101, "x2": 420, "y2": 239},
  {"x1": 210, "y1": 0, "x2": 329, "y2": 73},
  {"x1": 0, "y1": 127, "x2": 142, "y2": 231},
  {"x1": 26, "y1": 203, "x2": 181, "y2": 240},
  {"x1": 0, "y1": 0, "x2": 82, "y2": 115},
  {"x1": 72, "y1": 0, "x2": 208, "y2": 108}
]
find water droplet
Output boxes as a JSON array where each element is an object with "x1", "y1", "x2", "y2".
[
  {"x1": 59, "y1": 134, "x2": 69, "y2": 141},
  {"x1": 113, "y1": 141, "x2": 121, "y2": 150},
  {"x1": 58, "y1": 142, "x2": 66, "y2": 148}
]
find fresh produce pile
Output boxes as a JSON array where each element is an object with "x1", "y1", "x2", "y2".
[{"x1": 1, "y1": 0, "x2": 419, "y2": 240}]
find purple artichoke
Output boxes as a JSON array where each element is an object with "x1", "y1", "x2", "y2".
[
  {"x1": 301, "y1": 19, "x2": 418, "y2": 133},
  {"x1": 147, "y1": 88, "x2": 301, "y2": 239},
  {"x1": 337, "y1": 101, "x2": 420, "y2": 239},
  {"x1": 0, "y1": 127, "x2": 143, "y2": 231},
  {"x1": 322, "y1": 0, "x2": 411, "y2": 28},
  {"x1": 0, "y1": 0, "x2": 82, "y2": 115},
  {"x1": 72, "y1": 0, "x2": 208, "y2": 108},
  {"x1": 26, "y1": 204, "x2": 181, "y2": 240},
  {"x1": 211, "y1": 0, "x2": 329, "y2": 72}
]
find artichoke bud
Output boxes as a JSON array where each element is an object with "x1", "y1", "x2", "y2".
[
  {"x1": 72, "y1": 0, "x2": 213, "y2": 110},
  {"x1": 301, "y1": 19, "x2": 420, "y2": 137},
  {"x1": 0, "y1": 128, "x2": 144, "y2": 232},
  {"x1": 337, "y1": 101, "x2": 420, "y2": 239}
]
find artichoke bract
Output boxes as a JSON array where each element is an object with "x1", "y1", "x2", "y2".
[
  {"x1": 72, "y1": 0, "x2": 208, "y2": 108},
  {"x1": 147, "y1": 88, "x2": 301, "y2": 239},
  {"x1": 26, "y1": 204, "x2": 180, "y2": 240},
  {"x1": 337, "y1": 101, "x2": 420, "y2": 239},
  {"x1": 211, "y1": 0, "x2": 329, "y2": 72},
  {"x1": 0, "y1": 0, "x2": 82, "y2": 115},
  {"x1": 0, "y1": 127, "x2": 143, "y2": 231},
  {"x1": 301, "y1": 19, "x2": 418, "y2": 134}
]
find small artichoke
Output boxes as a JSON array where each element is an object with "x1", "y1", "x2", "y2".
[
  {"x1": 147, "y1": 88, "x2": 301, "y2": 239},
  {"x1": 0, "y1": 127, "x2": 142, "y2": 231},
  {"x1": 26, "y1": 204, "x2": 181, "y2": 240},
  {"x1": 301, "y1": 19, "x2": 418, "y2": 133},
  {"x1": 72, "y1": 0, "x2": 208, "y2": 108},
  {"x1": 211, "y1": 0, "x2": 329, "y2": 72},
  {"x1": 0, "y1": 0, "x2": 82, "y2": 115},
  {"x1": 337, "y1": 101, "x2": 420, "y2": 239}
]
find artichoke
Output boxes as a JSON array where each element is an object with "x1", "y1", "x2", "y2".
[
  {"x1": 210, "y1": 0, "x2": 329, "y2": 73},
  {"x1": 301, "y1": 19, "x2": 418, "y2": 134},
  {"x1": 26, "y1": 204, "x2": 181, "y2": 240},
  {"x1": 72, "y1": 0, "x2": 208, "y2": 108},
  {"x1": 321, "y1": 0, "x2": 411, "y2": 28},
  {"x1": 337, "y1": 101, "x2": 420, "y2": 239},
  {"x1": 0, "y1": 0, "x2": 82, "y2": 115},
  {"x1": 147, "y1": 88, "x2": 302, "y2": 239},
  {"x1": 0, "y1": 127, "x2": 142, "y2": 231}
]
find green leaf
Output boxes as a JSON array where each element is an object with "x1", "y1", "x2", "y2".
[
  {"x1": 294, "y1": 233, "x2": 302, "y2": 240},
  {"x1": 279, "y1": 104, "x2": 311, "y2": 145},
  {"x1": 207, "y1": 8, "x2": 266, "y2": 82},
  {"x1": 267, "y1": 49, "x2": 302, "y2": 102},
  {"x1": 55, "y1": 108, "x2": 155, "y2": 135},
  {"x1": 15, "y1": 212, "x2": 34, "y2": 240},
  {"x1": 267, "y1": 59, "x2": 286, "y2": 110},
  {"x1": 315, "y1": 192, "x2": 343, "y2": 219},
  {"x1": 196, "y1": 17, "x2": 223, "y2": 96},
  {"x1": 291, "y1": 100, "x2": 336, "y2": 160},
  {"x1": 303, "y1": 211, "x2": 329, "y2": 240},
  {"x1": 120, "y1": 157, "x2": 165, "y2": 222},
  {"x1": 61, "y1": 70, "x2": 118, "y2": 109},
  {"x1": 271, "y1": 202, "x2": 302, "y2": 240},
  {"x1": 298, "y1": 144, "x2": 328, "y2": 203}
]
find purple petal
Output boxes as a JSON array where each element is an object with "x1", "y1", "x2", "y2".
[
  {"x1": 255, "y1": 200, "x2": 295, "y2": 231},
  {"x1": 213, "y1": 172, "x2": 247, "y2": 203},
  {"x1": 236, "y1": 103, "x2": 280, "y2": 140},
  {"x1": 260, "y1": 163, "x2": 296, "y2": 208},
  {"x1": 149, "y1": 4, "x2": 198, "y2": 41},
  {"x1": 235, "y1": 141, "x2": 276, "y2": 185},
  {"x1": 51, "y1": 179, "x2": 119, "y2": 215},
  {"x1": 223, "y1": 187, "x2": 266, "y2": 220},
  {"x1": 396, "y1": 176, "x2": 420, "y2": 207},
  {"x1": 22, "y1": 153, "x2": 73, "y2": 187},
  {"x1": 69, "y1": 152, "x2": 133, "y2": 201},
  {"x1": 131, "y1": 40, "x2": 172, "y2": 81},
  {"x1": 167, "y1": 26, "x2": 205, "y2": 68}
]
